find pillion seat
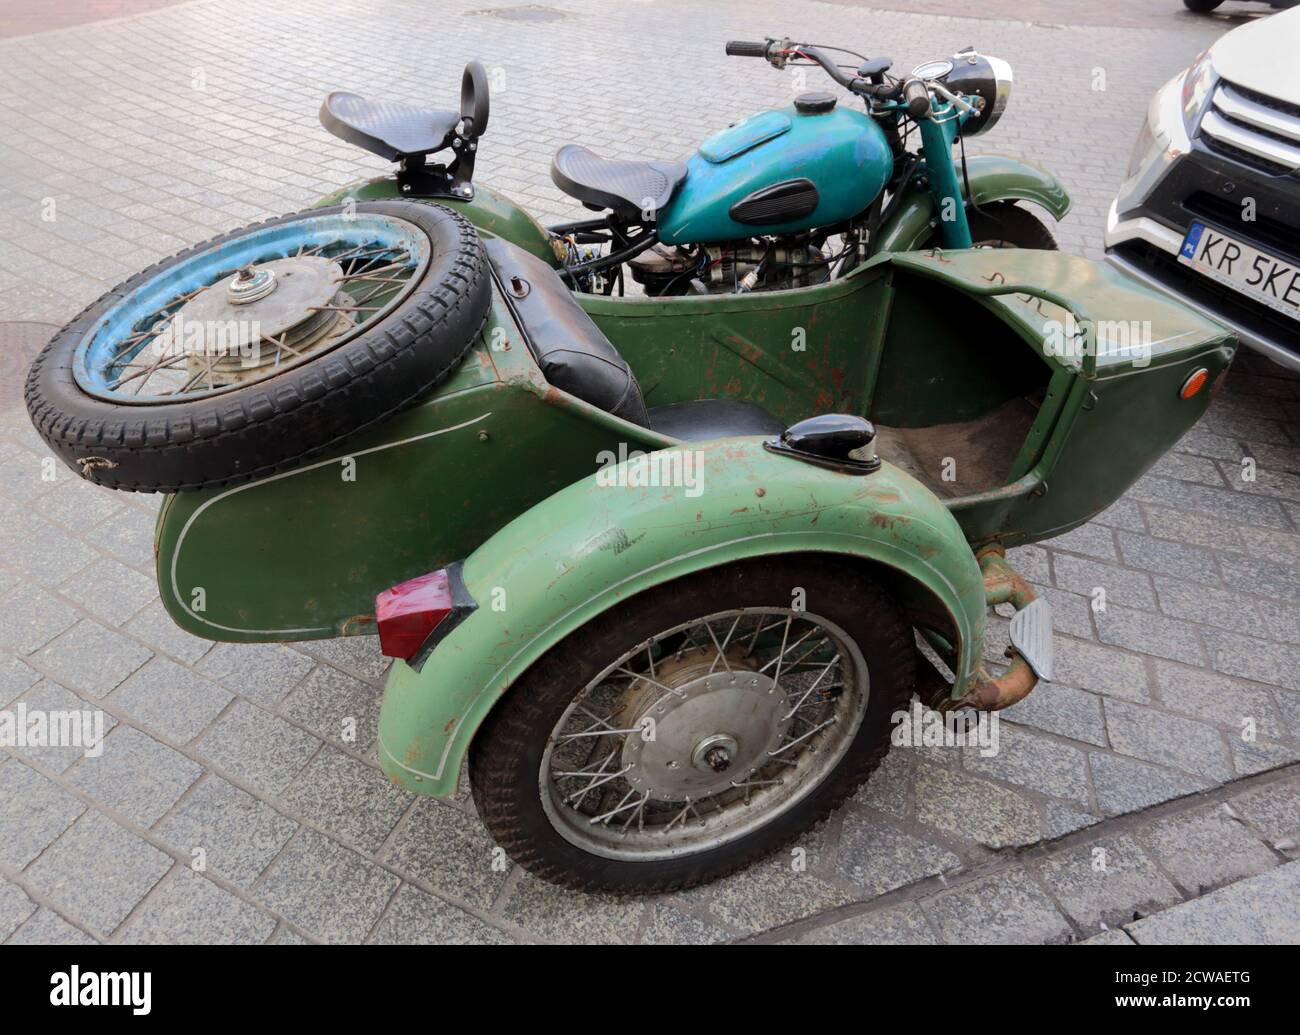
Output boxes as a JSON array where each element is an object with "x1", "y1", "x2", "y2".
[
  {"x1": 550, "y1": 144, "x2": 688, "y2": 219},
  {"x1": 319, "y1": 92, "x2": 461, "y2": 162}
]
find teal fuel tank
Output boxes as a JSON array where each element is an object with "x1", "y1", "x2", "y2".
[{"x1": 656, "y1": 96, "x2": 894, "y2": 246}]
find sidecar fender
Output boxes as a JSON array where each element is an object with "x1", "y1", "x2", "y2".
[
  {"x1": 875, "y1": 154, "x2": 1072, "y2": 253},
  {"x1": 377, "y1": 438, "x2": 985, "y2": 797}
]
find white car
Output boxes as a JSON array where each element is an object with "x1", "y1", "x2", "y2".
[{"x1": 1107, "y1": 7, "x2": 1300, "y2": 370}]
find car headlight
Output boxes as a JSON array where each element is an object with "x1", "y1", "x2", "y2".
[
  {"x1": 1180, "y1": 49, "x2": 1216, "y2": 132},
  {"x1": 1125, "y1": 117, "x2": 1159, "y2": 179}
]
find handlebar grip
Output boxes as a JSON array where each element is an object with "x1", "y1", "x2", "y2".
[
  {"x1": 725, "y1": 40, "x2": 770, "y2": 58},
  {"x1": 902, "y1": 77, "x2": 931, "y2": 119}
]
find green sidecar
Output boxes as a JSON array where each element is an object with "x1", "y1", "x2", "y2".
[{"x1": 139, "y1": 221, "x2": 1232, "y2": 890}]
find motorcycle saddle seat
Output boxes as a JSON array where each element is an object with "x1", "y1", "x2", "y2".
[
  {"x1": 320, "y1": 91, "x2": 461, "y2": 162},
  {"x1": 550, "y1": 144, "x2": 687, "y2": 220}
]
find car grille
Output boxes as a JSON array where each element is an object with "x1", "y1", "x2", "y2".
[{"x1": 1198, "y1": 80, "x2": 1300, "y2": 176}]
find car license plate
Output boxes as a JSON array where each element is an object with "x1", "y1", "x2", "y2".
[{"x1": 1178, "y1": 221, "x2": 1300, "y2": 323}]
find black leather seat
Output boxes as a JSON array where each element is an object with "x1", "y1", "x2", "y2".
[
  {"x1": 320, "y1": 92, "x2": 460, "y2": 162},
  {"x1": 482, "y1": 238, "x2": 781, "y2": 442},
  {"x1": 550, "y1": 145, "x2": 688, "y2": 219}
]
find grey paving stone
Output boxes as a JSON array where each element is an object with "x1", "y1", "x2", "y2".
[
  {"x1": 0, "y1": 583, "x2": 78, "y2": 655},
  {"x1": 195, "y1": 700, "x2": 321, "y2": 794},
  {"x1": 0, "y1": 877, "x2": 36, "y2": 940},
  {"x1": 1153, "y1": 576, "x2": 1263, "y2": 637},
  {"x1": 1103, "y1": 698, "x2": 1232, "y2": 782},
  {"x1": 1201, "y1": 628, "x2": 1300, "y2": 693},
  {"x1": 1220, "y1": 552, "x2": 1300, "y2": 606},
  {"x1": 914, "y1": 763, "x2": 1041, "y2": 848},
  {"x1": 1138, "y1": 805, "x2": 1278, "y2": 896},
  {"x1": 35, "y1": 478, "x2": 124, "y2": 532},
  {"x1": 1276, "y1": 690, "x2": 1300, "y2": 741},
  {"x1": 108, "y1": 656, "x2": 234, "y2": 743},
  {"x1": 155, "y1": 776, "x2": 297, "y2": 888},
  {"x1": 256, "y1": 828, "x2": 399, "y2": 944},
  {"x1": 1130, "y1": 474, "x2": 1289, "y2": 530},
  {"x1": 197, "y1": 642, "x2": 313, "y2": 707},
  {"x1": 1006, "y1": 544, "x2": 1051, "y2": 584},
  {"x1": 367, "y1": 883, "x2": 511, "y2": 945},
  {"x1": 1139, "y1": 503, "x2": 1244, "y2": 552},
  {"x1": 850, "y1": 745, "x2": 911, "y2": 816},
  {"x1": 1257, "y1": 599, "x2": 1300, "y2": 647},
  {"x1": 1090, "y1": 498, "x2": 1146, "y2": 534},
  {"x1": 1089, "y1": 752, "x2": 1211, "y2": 817},
  {"x1": 382, "y1": 799, "x2": 508, "y2": 911},
  {"x1": 923, "y1": 868, "x2": 1071, "y2": 945},
  {"x1": 7, "y1": 680, "x2": 116, "y2": 773},
  {"x1": 1151, "y1": 658, "x2": 1285, "y2": 741},
  {"x1": 282, "y1": 746, "x2": 409, "y2": 854},
  {"x1": 638, "y1": 903, "x2": 732, "y2": 945},
  {"x1": 86, "y1": 503, "x2": 157, "y2": 569},
  {"x1": 500, "y1": 871, "x2": 645, "y2": 944},
  {"x1": 1029, "y1": 585, "x2": 1096, "y2": 640},
  {"x1": 1117, "y1": 531, "x2": 1221, "y2": 582},
  {"x1": 1149, "y1": 451, "x2": 1226, "y2": 488},
  {"x1": 0, "y1": 652, "x2": 40, "y2": 707},
  {"x1": 1001, "y1": 682, "x2": 1108, "y2": 746},
  {"x1": 1231, "y1": 736, "x2": 1300, "y2": 776},
  {"x1": 1046, "y1": 523, "x2": 1117, "y2": 561},
  {"x1": 1053, "y1": 637, "x2": 1149, "y2": 702},
  {"x1": 1045, "y1": 802, "x2": 1102, "y2": 839},
  {"x1": 290, "y1": 634, "x2": 390, "y2": 684},
  {"x1": 1094, "y1": 605, "x2": 1206, "y2": 665},
  {"x1": 24, "y1": 811, "x2": 172, "y2": 936},
  {"x1": 681, "y1": 836, "x2": 857, "y2": 936},
  {"x1": 1051, "y1": 554, "x2": 1157, "y2": 610},
  {"x1": 5, "y1": 518, "x2": 98, "y2": 587},
  {"x1": 1225, "y1": 776, "x2": 1300, "y2": 847},
  {"x1": 29, "y1": 619, "x2": 152, "y2": 697},
  {"x1": 7, "y1": 907, "x2": 98, "y2": 945},
  {"x1": 69, "y1": 725, "x2": 202, "y2": 827},
  {"x1": 119, "y1": 869, "x2": 276, "y2": 944},
  {"x1": 1125, "y1": 861, "x2": 1300, "y2": 945},
  {"x1": 794, "y1": 903, "x2": 938, "y2": 945},
  {"x1": 1080, "y1": 928, "x2": 1134, "y2": 945},
  {"x1": 122, "y1": 599, "x2": 213, "y2": 665},
  {"x1": 836, "y1": 810, "x2": 961, "y2": 894},
  {"x1": 57, "y1": 556, "x2": 156, "y2": 627},
  {"x1": 964, "y1": 723, "x2": 1092, "y2": 807},
  {"x1": 1038, "y1": 835, "x2": 1182, "y2": 935},
  {"x1": 0, "y1": 758, "x2": 85, "y2": 869},
  {"x1": 280, "y1": 663, "x2": 382, "y2": 747}
]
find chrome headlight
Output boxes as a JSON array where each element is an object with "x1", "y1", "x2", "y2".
[
  {"x1": 940, "y1": 49, "x2": 1012, "y2": 135},
  {"x1": 1180, "y1": 49, "x2": 1216, "y2": 133}
]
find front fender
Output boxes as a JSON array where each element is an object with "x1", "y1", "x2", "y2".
[
  {"x1": 377, "y1": 438, "x2": 985, "y2": 797},
  {"x1": 875, "y1": 154, "x2": 1072, "y2": 253}
]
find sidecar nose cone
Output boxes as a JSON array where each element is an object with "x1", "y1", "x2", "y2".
[{"x1": 763, "y1": 414, "x2": 881, "y2": 475}]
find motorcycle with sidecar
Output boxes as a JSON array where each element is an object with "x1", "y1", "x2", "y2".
[{"x1": 25, "y1": 38, "x2": 1235, "y2": 893}]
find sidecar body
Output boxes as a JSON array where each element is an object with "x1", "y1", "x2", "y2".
[{"x1": 153, "y1": 227, "x2": 1233, "y2": 795}]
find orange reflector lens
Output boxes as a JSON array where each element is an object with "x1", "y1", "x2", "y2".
[{"x1": 1180, "y1": 368, "x2": 1209, "y2": 399}]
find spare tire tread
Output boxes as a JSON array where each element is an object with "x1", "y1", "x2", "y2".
[{"x1": 25, "y1": 200, "x2": 491, "y2": 493}]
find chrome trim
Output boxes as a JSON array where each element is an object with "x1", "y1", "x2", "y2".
[
  {"x1": 1201, "y1": 107, "x2": 1300, "y2": 171},
  {"x1": 1009, "y1": 597, "x2": 1053, "y2": 682},
  {"x1": 1212, "y1": 83, "x2": 1300, "y2": 145}
]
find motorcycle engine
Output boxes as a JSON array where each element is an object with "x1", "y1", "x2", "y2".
[{"x1": 629, "y1": 240, "x2": 830, "y2": 295}]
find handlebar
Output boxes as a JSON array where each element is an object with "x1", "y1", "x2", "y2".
[
  {"x1": 724, "y1": 40, "x2": 771, "y2": 58},
  {"x1": 901, "y1": 77, "x2": 930, "y2": 119}
]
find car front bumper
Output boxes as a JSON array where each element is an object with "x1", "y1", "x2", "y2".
[{"x1": 1104, "y1": 76, "x2": 1300, "y2": 373}]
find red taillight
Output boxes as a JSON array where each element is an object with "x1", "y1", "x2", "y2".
[{"x1": 376, "y1": 569, "x2": 454, "y2": 661}]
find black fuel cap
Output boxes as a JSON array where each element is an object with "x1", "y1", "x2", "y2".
[
  {"x1": 794, "y1": 92, "x2": 837, "y2": 115},
  {"x1": 763, "y1": 414, "x2": 880, "y2": 474}
]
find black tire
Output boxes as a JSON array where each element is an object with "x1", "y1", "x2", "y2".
[
  {"x1": 25, "y1": 201, "x2": 491, "y2": 493},
  {"x1": 469, "y1": 556, "x2": 917, "y2": 895},
  {"x1": 965, "y1": 201, "x2": 1059, "y2": 250},
  {"x1": 1183, "y1": 0, "x2": 1223, "y2": 12}
]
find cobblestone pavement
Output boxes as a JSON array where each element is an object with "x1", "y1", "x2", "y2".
[{"x1": 1, "y1": 0, "x2": 1299, "y2": 944}]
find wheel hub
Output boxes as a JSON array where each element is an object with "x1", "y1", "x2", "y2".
[
  {"x1": 620, "y1": 646, "x2": 791, "y2": 802},
  {"x1": 148, "y1": 255, "x2": 352, "y2": 388}
]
